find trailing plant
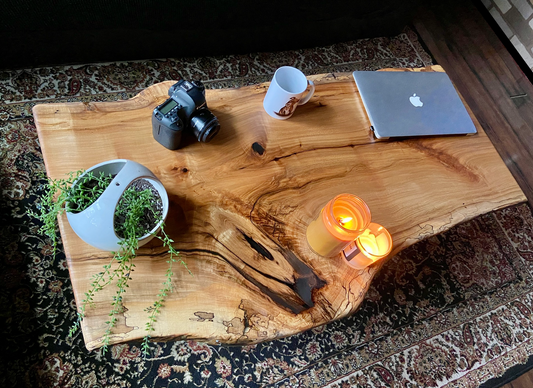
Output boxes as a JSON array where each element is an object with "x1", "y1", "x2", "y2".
[
  {"x1": 30, "y1": 170, "x2": 189, "y2": 356},
  {"x1": 141, "y1": 227, "x2": 182, "y2": 355}
]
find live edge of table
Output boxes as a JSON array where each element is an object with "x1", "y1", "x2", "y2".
[{"x1": 32, "y1": 66, "x2": 526, "y2": 351}]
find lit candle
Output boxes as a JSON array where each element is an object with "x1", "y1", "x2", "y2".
[
  {"x1": 306, "y1": 194, "x2": 371, "y2": 257},
  {"x1": 342, "y1": 223, "x2": 393, "y2": 269}
]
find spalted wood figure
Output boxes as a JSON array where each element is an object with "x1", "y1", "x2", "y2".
[{"x1": 32, "y1": 66, "x2": 525, "y2": 350}]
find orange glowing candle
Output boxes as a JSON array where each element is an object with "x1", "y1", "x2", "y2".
[
  {"x1": 343, "y1": 223, "x2": 393, "y2": 269},
  {"x1": 306, "y1": 194, "x2": 372, "y2": 257}
]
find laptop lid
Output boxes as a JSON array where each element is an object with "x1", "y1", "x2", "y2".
[{"x1": 352, "y1": 71, "x2": 477, "y2": 139}]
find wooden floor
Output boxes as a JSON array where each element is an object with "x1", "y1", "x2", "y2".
[
  {"x1": 414, "y1": 0, "x2": 533, "y2": 208},
  {"x1": 413, "y1": 0, "x2": 533, "y2": 386},
  {"x1": 500, "y1": 368, "x2": 533, "y2": 388}
]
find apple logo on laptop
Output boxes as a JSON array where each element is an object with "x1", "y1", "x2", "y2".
[{"x1": 409, "y1": 93, "x2": 423, "y2": 107}]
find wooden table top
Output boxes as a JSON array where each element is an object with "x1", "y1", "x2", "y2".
[{"x1": 33, "y1": 66, "x2": 526, "y2": 351}]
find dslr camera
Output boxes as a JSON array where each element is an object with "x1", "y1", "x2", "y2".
[{"x1": 152, "y1": 80, "x2": 220, "y2": 150}]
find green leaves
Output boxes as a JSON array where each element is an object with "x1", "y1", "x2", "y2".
[
  {"x1": 29, "y1": 169, "x2": 191, "y2": 357},
  {"x1": 27, "y1": 170, "x2": 84, "y2": 256},
  {"x1": 141, "y1": 224, "x2": 192, "y2": 358},
  {"x1": 66, "y1": 171, "x2": 114, "y2": 213}
]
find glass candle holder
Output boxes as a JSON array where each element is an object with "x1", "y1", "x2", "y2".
[
  {"x1": 306, "y1": 194, "x2": 372, "y2": 257},
  {"x1": 342, "y1": 223, "x2": 393, "y2": 269}
]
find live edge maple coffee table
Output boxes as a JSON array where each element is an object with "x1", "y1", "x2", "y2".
[{"x1": 33, "y1": 66, "x2": 526, "y2": 351}]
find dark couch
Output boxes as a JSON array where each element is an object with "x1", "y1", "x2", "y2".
[{"x1": 0, "y1": 0, "x2": 423, "y2": 70}]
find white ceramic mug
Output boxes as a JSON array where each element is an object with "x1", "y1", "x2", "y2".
[{"x1": 263, "y1": 66, "x2": 315, "y2": 119}]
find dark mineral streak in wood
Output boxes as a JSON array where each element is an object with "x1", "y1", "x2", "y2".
[
  {"x1": 239, "y1": 230, "x2": 326, "y2": 311},
  {"x1": 239, "y1": 230, "x2": 274, "y2": 261},
  {"x1": 281, "y1": 249, "x2": 327, "y2": 308},
  {"x1": 186, "y1": 244, "x2": 309, "y2": 314}
]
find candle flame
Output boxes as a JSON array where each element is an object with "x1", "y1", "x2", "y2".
[{"x1": 338, "y1": 216, "x2": 353, "y2": 226}]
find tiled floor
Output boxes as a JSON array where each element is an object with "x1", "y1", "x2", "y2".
[{"x1": 482, "y1": 0, "x2": 533, "y2": 68}]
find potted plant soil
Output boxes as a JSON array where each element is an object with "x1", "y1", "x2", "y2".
[{"x1": 29, "y1": 159, "x2": 189, "y2": 355}]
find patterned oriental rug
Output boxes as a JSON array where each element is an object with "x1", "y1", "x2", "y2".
[{"x1": 1, "y1": 27, "x2": 533, "y2": 388}]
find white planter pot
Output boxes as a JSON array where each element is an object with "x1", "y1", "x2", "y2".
[{"x1": 66, "y1": 159, "x2": 169, "y2": 251}]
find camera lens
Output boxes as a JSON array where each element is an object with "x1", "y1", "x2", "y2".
[{"x1": 190, "y1": 109, "x2": 221, "y2": 143}]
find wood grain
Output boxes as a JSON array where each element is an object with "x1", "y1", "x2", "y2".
[
  {"x1": 414, "y1": 0, "x2": 533, "y2": 206},
  {"x1": 32, "y1": 66, "x2": 526, "y2": 350},
  {"x1": 501, "y1": 369, "x2": 533, "y2": 388}
]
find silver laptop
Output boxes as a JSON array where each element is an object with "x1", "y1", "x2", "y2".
[{"x1": 352, "y1": 71, "x2": 477, "y2": 139}]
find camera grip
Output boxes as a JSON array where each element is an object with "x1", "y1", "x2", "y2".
[{"x1": 152, "y1": 114, "x2": 184, "y2": 150}]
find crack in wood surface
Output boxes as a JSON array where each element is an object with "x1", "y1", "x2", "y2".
[
  {"x1": 204, "y1": 236, "x2": 313, "y2": 314},
  {"x1": 236, "y1": 229, "x2": 326, "y2": 312},
  {"x1": 269, "y1": 142, "x2": 371, "y2": 164}
]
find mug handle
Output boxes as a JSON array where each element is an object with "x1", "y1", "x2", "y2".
[{"x1": 298, "y1": 80, "x2": 315, "y2": 105}]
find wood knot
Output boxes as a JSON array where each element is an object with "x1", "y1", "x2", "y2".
[
  {"x1": 171, "y1": 166, "x2": 189, "y2": 173},
  {"x1": 83, "y1": 101, "x2": 95, "y2": 111},
  {"x1": 252, "y1": 142, "x2": 265, "y2": 156}
]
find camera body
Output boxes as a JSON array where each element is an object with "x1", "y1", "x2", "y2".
[{"x1": 152, "y1": 80, "x2": 220, "y2": 150}]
